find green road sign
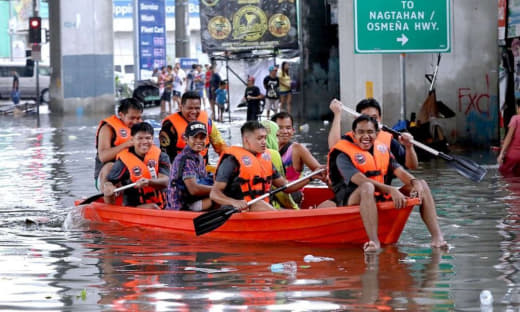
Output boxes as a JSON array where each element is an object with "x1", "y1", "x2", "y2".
[{"x1": 354, "y1": 0, "x2": 451, "y2": 53}]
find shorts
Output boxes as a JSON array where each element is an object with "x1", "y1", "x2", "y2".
[
  {"x1": 279, "y1": 90, "x2": 291, "y2": 96},
  {"x1": 265, "y1": 98, "x2": 279, "y2": 112},
  {"x1": 161, "y1": 89, "x2": 171, "y2": 101},
  {"x1": 188, "y1": 200, "x2": 203, "y2": 212},
  {"x1": 216, "y1": 101, "x2": 226, "y2": 108},
  {"x1": 172, "y1": 90, "x2": 181, "y2": 97}
]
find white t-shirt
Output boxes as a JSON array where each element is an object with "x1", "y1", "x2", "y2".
[{"x1": 173, "y1": 70, "x2": 185, "y2": 93}]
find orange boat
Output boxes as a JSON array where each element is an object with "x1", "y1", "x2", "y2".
[{"x1": 76, "y1": 187, "x2": 420, "y2": 245}]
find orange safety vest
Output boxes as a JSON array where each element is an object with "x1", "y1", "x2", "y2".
[
  {"x1": 162, "y1": 111, "x2": 212, "y2": 158},
  {"x1": 217, "y1": 146, "x2": 273, "y2": 203},
  {"x1": 96, "y1": 115, "x2": 131, "y2": 148},
  {"x1": 329, "y1": 138, "x2": 390, "y2": 184},
  {"x1": 117, "y1": 146, "x2": 165, "y2": 207},
  {"x1": 344, "y1": 130, "x2": 393, "y2": 149}
]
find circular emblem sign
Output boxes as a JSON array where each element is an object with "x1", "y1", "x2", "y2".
[
  {"x1": 208, "y1": 16, "x2": 232, "y2": 40},
  {"x1": 268, "y1": 14, "x2": 291, "y2": 37},
  {"x1": 232, "y1": 6, "x2": 267, "y2": 41}
]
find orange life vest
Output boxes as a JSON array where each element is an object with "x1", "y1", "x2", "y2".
[
  {"x1": 117, "y1": 146, "x2": 165, "y2": 207},
  {"x1": 216, "y1": 146, "x2": 273, "y2": 203},
  {"x1": 329, "y1": 138, "x2": 390, "y2": 185},
  {"x1": 344, "y1": 130, "x2": 393, "y2": 149},
  {"x1": 162, "y1": 111, "x2": 212, "y2": 158},
  {"x1": 96, "y1": 115, "x2": 131, "y2": 148}
]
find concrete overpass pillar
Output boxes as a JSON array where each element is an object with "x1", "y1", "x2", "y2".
[{"x1": 48, "y1": 0, "x2": 114, "y2": 115}]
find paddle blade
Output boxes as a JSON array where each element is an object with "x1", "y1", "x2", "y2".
[
  {"x1": 78, "y1": 193, "x2": 103, "y2": 205},
  {"x1": 194, "y1": 206, "x2": 240, "y2": 236},
  {"x1": 449, "y1": 155, "x2": 487, "y2": 182}
]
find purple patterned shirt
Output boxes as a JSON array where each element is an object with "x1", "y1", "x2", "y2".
[{"x1": 166, "y1": 146, "x2": 207, "y2": 210}]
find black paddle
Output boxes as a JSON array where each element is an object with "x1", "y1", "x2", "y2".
[
  {"x1": 341, "y1": 105, "x2": 487, "y2": 182},
  {"x1": 194, "y1": 168, "x2": 326, "y2": 236},
  {"x1": 78, "y1": 182, "x2": 137, "y2": 205}
]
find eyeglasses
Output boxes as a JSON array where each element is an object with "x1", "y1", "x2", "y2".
[{"x1": 355, "y1": 129, "x2": 377, "y2": 136}]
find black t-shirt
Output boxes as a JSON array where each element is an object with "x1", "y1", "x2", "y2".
[
  {"x1": 215, "y1": 155, "x2": 281, "y2": 200},
  {"x1": 244, "y1": 86, "x2": 261, "y2": 107},
  {"x1": 263, "y1": 75, "x2": 279, "y2": 99}
]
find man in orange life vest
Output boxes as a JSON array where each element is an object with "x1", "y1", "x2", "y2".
[
  {"x1": 328, "y1": 98, "x2": 418, "y2": 170},
  {"x1": 103, "y1": 122, "x2": 170, "y2": 209},
  {"x1": 328, "y1": 115, "x2": 446, "y2": 252},
  {"x1": 210, "y1": 121, "x2": 313, "y2": 212},
  {"x1": 95, "y1": 98, "x2": 144, "y2": 192},
  {"x1": 159, "y1": 90, "x2": 226, "y2": 163}
]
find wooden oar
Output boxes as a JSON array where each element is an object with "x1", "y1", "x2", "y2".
[
  {"x1": 341, "y1": 105, "x2": 487, "y2": 182},
  {"x1": 78, "y1": 182, "x2": 137, "y2": 205},
  {"x1": 194, "y1": 168, "x2": 326, "y2": 236}
]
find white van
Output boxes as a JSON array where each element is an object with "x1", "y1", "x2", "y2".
[{"x1": 0, "y1": 63, "x2": 50, "y2": 103}]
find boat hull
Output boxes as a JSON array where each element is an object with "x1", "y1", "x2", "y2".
[{"x1": 77, "y1": 187, "x2": 420, "y2": 245}]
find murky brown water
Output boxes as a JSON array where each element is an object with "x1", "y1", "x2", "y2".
[{"x1": 0, "y1": 107, "x2": 518, "y2": 311}]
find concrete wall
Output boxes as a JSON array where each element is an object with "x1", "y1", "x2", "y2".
[
  {"x1": 48, "y1": 0, "x2": 115, "y2": 115},
  {"x1": 338, "y1": 0, "x2": 499, "y2": 145}
]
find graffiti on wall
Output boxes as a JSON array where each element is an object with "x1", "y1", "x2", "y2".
[{"x1": 457, "y1": 73, "x2": 498, "y2": 145}]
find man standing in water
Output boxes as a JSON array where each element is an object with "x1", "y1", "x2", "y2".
[{"x1": 95, "y1": 98, "x2": 143, "y2": 192}]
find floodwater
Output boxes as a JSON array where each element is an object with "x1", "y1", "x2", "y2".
[{"x1": 0, "y1": 106, "x2": 519, "y2": 311}]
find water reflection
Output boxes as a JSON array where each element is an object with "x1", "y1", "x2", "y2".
[
  {"x1": 67, "y1": 222, "x2": 454, "y2": 311},
  {"x1": 0, "y1": 110, "x2": 518, "y2": 310}
]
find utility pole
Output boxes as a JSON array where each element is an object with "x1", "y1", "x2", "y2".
[
  {"x1": 175, "y1": 0, "x2": 190, "y2": 58},
  {"x1": 32, "y1": 0, "x2": 40, "y2": 118},
  {"x1": 133, "y1": 0, "x2": 140, "y2": 82}
]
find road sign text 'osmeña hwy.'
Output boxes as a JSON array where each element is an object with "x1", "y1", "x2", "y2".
[{"x1": 354, "y1": 0, "x2": 451, "y2": 53}]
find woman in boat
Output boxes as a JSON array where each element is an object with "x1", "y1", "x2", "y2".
[
  {"x1": 210, "y1": 121, "x2": 312, "y2": 212},
  {"x1": 166, "y1": 121, "x2": 214, "y2": 211},
  {"x1": 260, "y1": 120, "x2": 298, "y2": 209},
  {"x1": 327, "y1": 115, "x2": 446, "y2": 252},
  {"x1": 103, "y1": 122, "x2": 170, "y2": 209},
  {"x1": 498, "y1": 101, "x2": 520, "y2": 177}
]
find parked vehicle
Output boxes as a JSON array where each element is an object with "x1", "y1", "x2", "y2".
[{"x1": 0, "y1": 62, "x2": 50, "y2": 104}]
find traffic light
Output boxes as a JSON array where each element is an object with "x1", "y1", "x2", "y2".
[{"x1": 28, "y1": 17, "x2": 41, "y2": 43}]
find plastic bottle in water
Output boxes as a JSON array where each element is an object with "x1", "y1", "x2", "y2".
[
  {"x1": 270, "y1": 261, "x2": 297, "y2": 274},
  {"x1": 480, "y1": 289, "x2": 493, "y2": 306},
  {"x1": 304, "y1": 254, "x2": 334, "y2": 262}
]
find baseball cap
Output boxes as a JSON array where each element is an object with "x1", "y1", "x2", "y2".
[
  {"x1": 269, "y1": 65, "x2": 278, "y2": 71},
  {"x1": 247, "y1": 76, "x2": 255, "y2": 82},
  {"x1": 185, "y1": 121, "x2": 207, "y2": 137}
]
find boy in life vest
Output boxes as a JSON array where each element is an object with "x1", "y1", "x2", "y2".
[
  {"x1": 159, "y1": 91, "x2": 227, "y2": 164},
  {"x1": 103, "y1": 122, "x2": 170, "y2": 209},
  {"x1": 210, "y1": 121, "x2": 313, "y2": 212},
  {"x1": 95, "y1": 98, "x2": 143, "y2": 192},
  {"x1": 166, "y1": 121, "x2": 214, "y2": 211},
  {"x1": 327, "y1": 115, "x2": 446, "y2": 252}
]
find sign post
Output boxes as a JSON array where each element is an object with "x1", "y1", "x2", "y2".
[
  {"x1": 353, "y1": 0, "x2": 451, "y2": 121},
  {"x1": 354, "y1": 0, "x2": 451, "y2": 54}
]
